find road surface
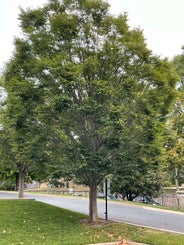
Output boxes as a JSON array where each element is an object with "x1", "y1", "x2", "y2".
[{"x1": 0, "y1": 191, "x2": 184, "y2": 235}]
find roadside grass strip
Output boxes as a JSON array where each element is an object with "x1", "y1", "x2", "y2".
[{"x1": 0, "y1": 200, "x2": 184, "y2": 245}]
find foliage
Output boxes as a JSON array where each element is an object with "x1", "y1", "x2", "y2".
[
  {"x1": 0, "y1": 165, "x2": 18, "y2": 190},
  {"x1": 163, "y1": 54, "x2": 184, "y2": 188},
  {"x1": 172, "y1": 54, "x2": 184, "y2": 88}
]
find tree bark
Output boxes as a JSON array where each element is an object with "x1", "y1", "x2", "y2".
[
  {"x1": 17, "y1": 164, "x2": 25, "y2": 198},
  {"x1": 15, "y1": 172, "x2": 19, "y2": 191},
  {"x1": 175, "y1": 166, "x2": 180, "y2": 192},
  {"x1": 88, "y1": 181, "x2": 98, "y2": 224}
]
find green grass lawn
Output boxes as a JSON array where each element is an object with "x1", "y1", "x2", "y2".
[{"x1": 0, "y1": 200, "x2": 184, "y2": 245}]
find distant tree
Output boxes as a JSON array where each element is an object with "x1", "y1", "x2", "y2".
[
  {"x1": 110, "y1": 105, "x2": 169, "y2": 199},
  {"x1": 2, "y1": 0, "x2": 178, "y2": 223},
  {"x1": 110, "y1": 54, "x2": 178, "y2": 199},
  {"x1": 163, "y1": 54, "x2": 184, "y2": 190},
  {"x1": 0, "y1": 76, "x2": 53, "y2": 197}
]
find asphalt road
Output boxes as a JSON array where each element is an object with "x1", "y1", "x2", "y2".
[{"x1": 1, "y1": 191, "x2": 184, "y2": 235}]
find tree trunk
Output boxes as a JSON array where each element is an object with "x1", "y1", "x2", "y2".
[
  {"x1": 88, "y1": 182, "x2": 98, "y2": 224},
  {"x1": 15, "y1": 172, "x2": 19, "y2": 191},
  {"x1": 175, "y1": 166, "x2": 180, "y2": 192},
  {"x1": 17, "y1": 164, "x2": 25, "y2": 198}
]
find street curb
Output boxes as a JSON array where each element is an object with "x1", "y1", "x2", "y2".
[{"x1": 0, "y1": 198, "x2": 35, "y2": 201}]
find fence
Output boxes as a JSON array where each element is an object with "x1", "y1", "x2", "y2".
[
  {"x1": 155, "y1": 193, "x2": 184, "y2": 209},
  {"x1": 26, "y1": 189, "x2": 89, "y2": 197}
]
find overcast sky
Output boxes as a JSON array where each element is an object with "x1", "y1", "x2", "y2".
[{"x1": 1, "y1": 0, "x2": 184, "y2": 70}]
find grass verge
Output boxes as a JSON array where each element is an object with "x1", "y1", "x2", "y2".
[{"x1": 0, "y1": 200, "x2": 184, "y2": 245}]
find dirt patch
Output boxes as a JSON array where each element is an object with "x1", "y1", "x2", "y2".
[{"x1": 79, "y1": 218, "x2": 115, "y2": 227}]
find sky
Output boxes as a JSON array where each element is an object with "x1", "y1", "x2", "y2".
[{"x1": 1, "y1": 0, "x2": 184, "y2": 70}]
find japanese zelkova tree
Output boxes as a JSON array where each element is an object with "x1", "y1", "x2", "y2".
[{"x1": 3, "y1": 0, "x2": 178, "y2": 222}]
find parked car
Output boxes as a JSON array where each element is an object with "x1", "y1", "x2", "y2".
[
  {"x1": 97, "y1": 193, "x2": 105, "y2": 198},
  {"x1": 108, "y1": 195, "x2": 117, "y2": 200},
  {"x1": 97, "y1": 193, "x2": 117, "y2": 200},
  {"x1": 132, "y1": 196, "x2": 160, "y2": 206}
]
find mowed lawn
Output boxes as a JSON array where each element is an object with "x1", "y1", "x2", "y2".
[{"x1": 0, "y1": 200, "x2": 184, "y2": 245}]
